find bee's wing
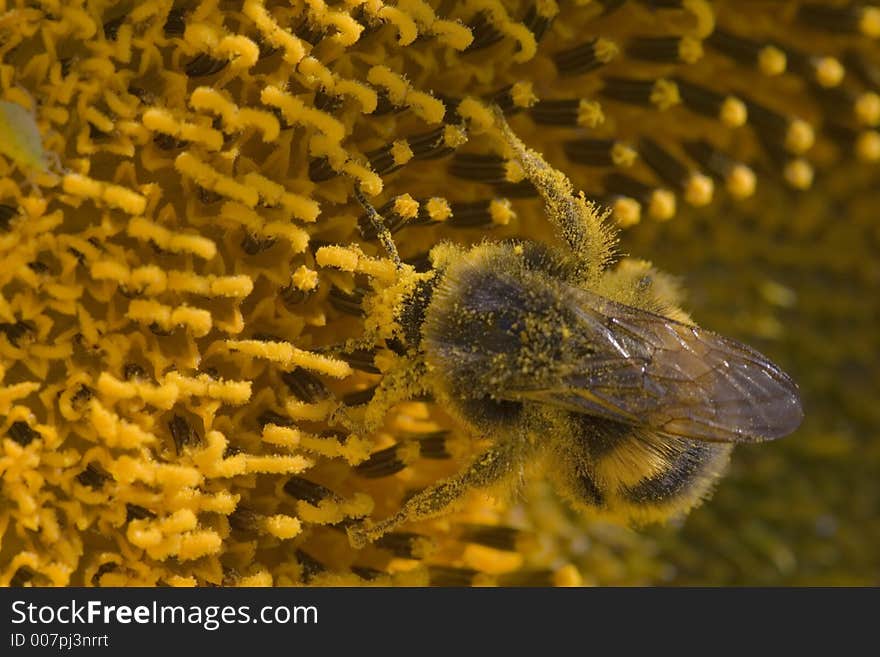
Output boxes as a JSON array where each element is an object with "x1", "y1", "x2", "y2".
[{"x1": 504, "y1": 286, "x2": 803, "y2": 443}]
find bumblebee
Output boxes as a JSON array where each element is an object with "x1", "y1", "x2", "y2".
[{"x1": 345, "y1": 111, "x2": 803, "y2": 548}]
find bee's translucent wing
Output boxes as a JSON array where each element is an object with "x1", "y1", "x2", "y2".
[{"x1": 502, "y1": 286, "x2": 803, "y2": 443}]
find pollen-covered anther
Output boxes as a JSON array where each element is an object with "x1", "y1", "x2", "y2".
[
  {"x1": 375, "y1": 531, "x2": 436, "y2": 560},
  {"x1": 743, "y1": 99, "x2": 815, "y2": 155},
  {"x1": 375, "y1": 5, "x2": 419, "y2": 45},
  {"x1": 189, "y1": 87, "x2": 281, "y2": 143},
  {"x1": 785, "y1": 47, "x2": 845, "y2": 88},
  {"x1": 504, "y1": 159, "x2": 525, "y2": 183},
  {"x1": 783, "y1": 158, "x2": 814, "y2": 190},
  {"x1": 610, "y1": 196, "x2": 642, "y2": 228},
  {"x1": 461, "y1": 542, "x2": 524, "y2": 574},
  {"x1": 785, "y1": 120, "x2": 816, "y2": 155},
  {"x1": 488, "y1": 198, "x2": 515, "y2": 225},
  {"x1": 862, "y1": 7, "x2": 880, "y2": 37},
  {"x1": 127, "y1": 510, "x2": 223, "y2": 561},
  {"x1": 214, "y1": 35, "x2": 260, "y2": 70},
  {"x1": 578, "y1": 100, "x2": 605, "y2": 128},
  {"x1": 529, "y1": 99, "x2": 604, "y2": 128},
  {"x1": 719, "y1": 97, "x2": 748, "y2": 128},
  {"x1": 564, "y1": 139, "x2": 637, "y2": 168},
  {"x1": 423, "y1": 197, "x2": 452, "y2": 223},
  {"x1": 855, "y1": 130, "x2": 880, "y2": 161},
  {"x1": 814, "y1": 56, "x2": 845, "y2": 88},
  {"x1": 61, "y1": 174, "x2": 146, "y2": 214},
  {"x1": 366, "y1": 139, "x2": 415, "y2": 175},
  {"x1": 602, "y1": 77, "x2": 680, "y2": 111},
  {"x1": 182, "y1": 21, "x2": 261, "y2": 70},
  {"x1": 184, "y1": 54, "x2": 228, "y2": 79},
  {"x1": 241, "y1": 172, "x2": 319, "y2": 222},
  {"x1": 291, "y1": 266, "x2": 319, "y2": 293},
  {"x1": 96, "y1": 372, "x2": 177, "y2": 410},
  {"x1": 242, "y1": 453, "x2": 312, "y2": 475},
  {"x1": 456, "y1": 97, "x2": 496, "y2": 133},
  {"x1": 355, "y1": 441, "x2": 421, "y2": 478},
  {"x1": 126, "y1": 299, "x2": 213, "y2": 337},
  {"x1": 366, "y1": 66, "x2": 446, "y2": 124},
  {"x1": 263, "y1": 515, "x2": 302, "y2": 540},
  {"x1": 304, "y1": 2, "x2": 365, "y2": 46},
  {"x1": 463, "y1": 2, "x2": 538, "y2": 62},
  {"x1": 174, "y1": 152, "x2": 258, "y2": 207},
  {"x1": 758, "y1": 46, "x2": 788, "y2": 76},
  {"x1": 357, "y1": 195, "x2": 419, "y2": 239},
  {"x1": 142, "y1": 108, "x2": 223, "y2": 151},
  {"x1": 706, "y1": 28, "x2": 786, "y2": 76},
  {"x1": 127, "y1": 217, "x2": 217, "y2": 260},
  {"x1": 82, "y1": 106, "x2": 115, "y2": 137},
  {"x1": 682, "y1": 172, "x2": 714, "y2": 207},
  {"x1": 261, "y1": 85, "x2": 346, "y2": 141},
  {"x1": 604, "y1": 172, "x2": 677, "y2": 222},
  {"x1": 88, "y1": 400, "x2": 158, "y2": 449},
  {"x1": 675, "y1": 79, "x2": 747, "y2": 127},
  {"x1": 637, "y1": 138, "x2": 713, "y2": 207},
  {"x1": 554, "y1": 37, "x2": 619, "y2": 75},
  {"x1": 526, "y1": 0, "x2": 560, "y2": 31},
  {"x1": 509, "y1": 81, "x2": 539, "y2": 110},
  {"x1": 798, "y1": 4, "x2": 880, "y2": 39},
  {"x1": 433, "y1": 199, "x2": 495, "y2": 228},
  {"x1": 260, "y1": 423, "x2": 301, "y2": 449},
  {"x1": 284, "y1": 476, "x2": 372, "y2": 524},
  {"x1": 650, "y1": 79, "x2": 682, "y2": 110},
  {"x1": 390, "y1": 0, "x2": 471, "y2": 48},
  {"x1": 682, "y1": 140, "x2": 756, "y2": 200},
  {"x1": 647, "y1": 188, "x2": 676, "y2": 221},
  {"x1": 242, "y1": 0, "x2": 307, "y2": 65},
  {"x1": 224, "y1": 339, "x2": 353, "y2": 378},
  {"x1": 316, "y1": 244, "x2": 398, "y2": 282},
  {"x1": 463, "y1": 10, "x2": 503, "y2": 52},
  {"x1": 627, "y1": 35, "x2": 702, "y2": 64},
  {"x1": 854, "y1": 92, "x2": 880, "y2": 126},
  {"x1": 393, "y1": 194, "x2": 420, "y2": 221},
  {"x1": 91, "y1": 261, "x2": 253, "y2": 298},
  {"x1": 827, "y1": 122, "x2": 880, "y2": 162},
  {"x1": 219, "y1": 202, "x2": 309, "y2": 255},
  {"x1": 163, "y1": 372, "x2": 253, "y2": 405},
  {"x1": 406, "y1": 125, "x2": 467, "y2": 160},
  {"x1": 293, "y1": 427, "x2": 373, "y2": 464},
  {"x1": 724, "y1": 165, "x2": 757, "y2": 199}
]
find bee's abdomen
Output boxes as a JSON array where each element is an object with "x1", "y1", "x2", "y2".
[
  {"x1": 573, "y1": 471, "x2": 606, "y2": 507},
  {"x1": 560, "y1": 414, "x2": 732, "y2": 523},
  {"x1": 620, "y1": 441, "x2": 723, "y2": 505},
  {"x1": 604, "y1": 435, "x2": 732, "y2": 522}
]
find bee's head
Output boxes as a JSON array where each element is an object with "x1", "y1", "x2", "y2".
[
  {"x1": 419, "y1": 241, "x2": 579, "y2": 401},
  {"x1": 381, "y1": 241, "x2": 550, "y2": 354}
]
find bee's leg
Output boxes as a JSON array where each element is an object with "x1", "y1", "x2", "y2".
[
  {"x1": 347, "y1": 434, "x2": 528, "y2": 549},
  {"x1": 352, "y1": 182, "x2": 402, "y2": 269},
  {"x1": 492, "y1": 108, "x2": 613, "y2": 279},
  {"x1": 334, "y1": 358, "x2": 428, "y2": 434}
]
